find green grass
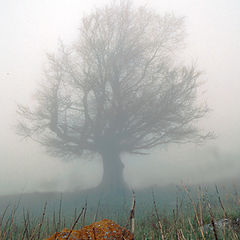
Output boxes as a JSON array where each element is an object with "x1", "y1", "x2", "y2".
[{"x1": 0, "y1": 184, "x2": 240, "y2": 239}]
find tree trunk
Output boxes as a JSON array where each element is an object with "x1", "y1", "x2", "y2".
[{"x1": 98, "y1": 150, "x2": 129, "y2": 194}]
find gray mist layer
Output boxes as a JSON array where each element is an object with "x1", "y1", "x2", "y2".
[{"x1": 0, "y1": 0, "x2": 240, "y2": 195}]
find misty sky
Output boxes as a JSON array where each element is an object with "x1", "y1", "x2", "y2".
[{"x1": 0, "y1": 0, "x2": 240, "y2": 195}]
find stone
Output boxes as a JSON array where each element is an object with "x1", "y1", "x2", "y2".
[{"x1": 45, "y1": 219, "x2": 134, "y2": 240}]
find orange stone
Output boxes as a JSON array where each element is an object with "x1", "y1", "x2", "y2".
[{"x1": 45, "y1": 219, "x2": 134, "y2": 240}]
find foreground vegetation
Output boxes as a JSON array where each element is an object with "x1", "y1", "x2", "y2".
[{"x1": 0, "y1": 184, "x2": 240, "y2": 239}]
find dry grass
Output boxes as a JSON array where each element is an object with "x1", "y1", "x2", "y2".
[{"x1": 0, "y1": 185, "x2": 240, "y2": 240}]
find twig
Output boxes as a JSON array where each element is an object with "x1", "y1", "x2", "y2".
[
  {"x1": 93, "y1": 200, "x2": 101, "y2": 222},
  {"x1": 130, "y1": 190, "x2": 136, "y2": 235},
  {"x1": 66, "y1": 207, "x2": 85, "y2": 240},
  {"x1": 0, "y1": 204, "x2": 10, "y2": 239},
  {"x1": 126, "y1": 190, "x2": 136, "y2": 235},
  {"x1": 57, "y1": 194, "x2": 62, "y2": 232},
  {"x1": 152, "y1": 190, "x2": 165, "y2": 240},
  {"x1": 215, "y1": 185, "x2": 227, "y2": 218},
  {"x1": 208, "y1": 202, "x2": 218, "y2": 240},
  {"x1": 37, "y1": 201, "x2": 47, "y2": 240},
  {"x1": 82, "y1": 201, "x2": 87, "y2": 227},
  {"x1": 182, "y1": 183, "x2": 205, "y2": 240},
  {"x1": 21, "y1": 208, "x2": 30, "y2": 240},
  {"x1": 198, "y1": 186, "x2": 203, "y2": 226},
  {"x1": 29, "y1": 202, "x2": 47, "y2": 240}
]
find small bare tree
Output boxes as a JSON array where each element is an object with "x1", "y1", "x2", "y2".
[{"x1": 17, "y1": 1, "x2": 210, "y2": 193}]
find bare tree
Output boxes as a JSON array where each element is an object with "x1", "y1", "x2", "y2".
[{"x1": 17, "y1": 1, "x2": 211, "y2": 193}]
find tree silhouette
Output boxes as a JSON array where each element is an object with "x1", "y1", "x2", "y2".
[{"x1": 17, "y1": 1, "x2": 210, "y2": 193}]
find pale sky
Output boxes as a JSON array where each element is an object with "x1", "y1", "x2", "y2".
[{"x1": 0, "y1": 0, "x2": 240, "y2": 195}]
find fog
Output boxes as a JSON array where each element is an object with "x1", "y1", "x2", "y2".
[{"x1": 0, "y1": 0, "x2": 240, "y2": 195}]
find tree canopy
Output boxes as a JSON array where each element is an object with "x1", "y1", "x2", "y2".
[{"x1": 17, "y1": 2, "x2": 210, "y2": 165}]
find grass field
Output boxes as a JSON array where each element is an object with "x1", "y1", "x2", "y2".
[{"x1": 0, "y1": 184, "x2": 240, "y2": 239}]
